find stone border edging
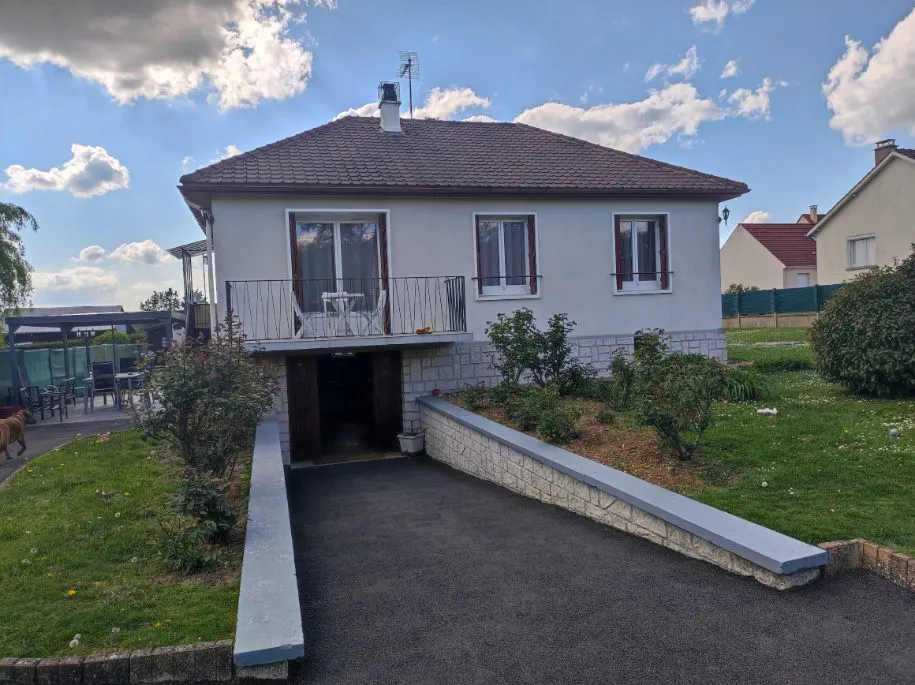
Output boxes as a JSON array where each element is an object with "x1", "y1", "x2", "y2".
[
  {"x1": 0, "y1": 640, "x2": 233, "y2": 684},
  {"x1": 820, "y1": 539, "x2": 915, "y2": 591},
  {"x1": 233, "y1": 415, "x2": 304, "y2": 669},
  {"x1": 419, "y1": 396, "x2": 827, "y2": 588}
]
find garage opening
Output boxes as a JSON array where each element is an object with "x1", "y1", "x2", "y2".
[{"x1": 287, "y1": 351, "x2": 402, "y2": 464}]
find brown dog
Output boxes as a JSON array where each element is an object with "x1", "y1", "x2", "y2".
[{"x1": 0, "y1": 410, "x2": 32, "y2": 461}]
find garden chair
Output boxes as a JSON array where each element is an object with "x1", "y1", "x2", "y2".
[
  {"x1": 358, "y1": 290, "x2": 387, "y2": 335},
  {"x1": 53, "y1": 376, "x2": 77, "y2": 407},
  {"x1": 90, "y1": 361, "x2": 117, "y2": 406}
]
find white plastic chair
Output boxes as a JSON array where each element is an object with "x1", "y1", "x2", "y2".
[{"x1": 360, "y1": 290, "x2": 387, "y2": 335}]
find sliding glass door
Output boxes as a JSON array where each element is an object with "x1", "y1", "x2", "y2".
[{"x1": 294, "y1": 219, "x2": 380, "y2": 312}]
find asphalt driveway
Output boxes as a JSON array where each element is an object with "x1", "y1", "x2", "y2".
[{"x1": 289, "y1": 457, "x2": 915, "y2": 685}]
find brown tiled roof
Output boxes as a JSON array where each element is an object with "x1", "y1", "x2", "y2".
[
  {"x1": 743, "y1": 224, "x2": 817, "y2": 267},
  {"x1": 898, "y1": 148, "x2": 915, "y2": 161},
  {"x1": 179, "y1": 117, "x2": 748, "y2": 200}
]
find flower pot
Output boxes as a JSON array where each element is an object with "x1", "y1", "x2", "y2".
[{"x1": 397, "y1": 431, "x2": 425, "y2": 456}]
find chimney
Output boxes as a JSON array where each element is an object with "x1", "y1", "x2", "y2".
[
  {"x1": 874, "y1": 138, "x2": 897, "y2": 166},
  {"x1": 809, "y1": 204, "x2": 818, "y2": 223},
  {"x1": 378, "y1": 81, "x2": 401, "y2": 133}
]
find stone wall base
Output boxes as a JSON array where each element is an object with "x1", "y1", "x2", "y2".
[
  {"x1": 820, "y1": 539, "x2": 915, "y2": 592},
  {"x1": 421, "y1": 404, "x2": 819, "y2": 591}
]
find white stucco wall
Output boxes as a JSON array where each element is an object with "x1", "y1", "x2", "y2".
[
  {"x1": 719, "y1": 225, "x2": 785, "y2": 291},
  {"x1": 211, "y1": 194, "x2": 723, "y2": 339},
  {"x1": 783, "y1": 267, "x2": 816, "y2": 288},
  {"x1": 814, "y1": 156, "x2": 915, "y2": 285}
]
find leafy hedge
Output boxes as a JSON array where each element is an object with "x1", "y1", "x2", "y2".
[{"x1": 811, "y1": 252, "x2": 915, "y2": 396}]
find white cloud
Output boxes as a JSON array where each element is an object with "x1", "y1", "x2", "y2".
[
  {"x1": 689, "y1": 0, "x2": 754, "y2": 28},
  {"x1": 720, "y1": 59, "x2": 740, "y2": 79},
  {"x1": 335, "y1": 86, "x2": 491, "y2": 121},
  {"x1": 0, "y1": 0, "x2": 336, "y2": 111},
  {"x1": 822, "y1": 9, "x2": 915, "y2": 145},
  {"x1": 75, "y1": 245, "x2": 107, "y2": 263},
  {"x1": 514, "y1": 83, "x2": 725, "y2": 153},
  {"x1": 741, "y1": 210, "x2": 772, "y2": 224},
  {"x1": 32, "y1": 267, "x2": 118, "y2": 294},
  {"x1": 463, "y1": 115, "x2": 498, "y2": 123},
  {"x1": 645, "y1": 46, "x2": 700, "y2": 82},
  {"x1": 728, "y1": 77, "x2": 778, "y2": 119},
  {"x1": 108, "y1": 240, "x2": 174, "y2": 266},
  {"x1": 3, "y1": 144, "x2": 129, "y2": 198}
]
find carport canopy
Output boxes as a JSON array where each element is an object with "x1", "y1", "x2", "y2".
[{"x1": 6, "y1": 310, "x2": 181, "y2": 390}]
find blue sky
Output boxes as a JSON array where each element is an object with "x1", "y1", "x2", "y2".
[{"x1": 1, "y1": 0, "x2": 914, "y2": 307}]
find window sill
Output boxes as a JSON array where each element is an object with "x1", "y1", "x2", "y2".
[
  {"x1": 613, "y1": 289, "x2": 672, "y2": 296},
  {"x1": 476, "y1": 293, "x2": 542, "y2": 302},
  {"x1": 846, "y1": 265, "x2": 875, "y2": 271}
]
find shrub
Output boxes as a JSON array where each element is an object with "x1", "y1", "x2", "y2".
[
  {"x1": 174, "y1": 472, "x2": 237, "y2": 543},
  {"x1": 506, "y1": 388, "x2": 560, "y2": 431},
  {"x1": 134, "y1": 313, "x2": 277, "y2": 478},
  {"x1": 603, "y1": 354, "x2": 636, "y2": 410},
  {"x1": 485, "y1": 309, "x2": 594, "y2": 394},
  {"x1": 157, "y1": 522, "x2": 220, "y2": 574},
  {"x1": 811, "y1": 253, "x2": 915, "y2": 396},
  {"x1": 459, "y1": 382, "x2": 488, "y2": 411},
  {"x1": 633, "y1": 353, "x2": 726, "y2": 460},
  {"x1": 720, "y1": 367, "x2": 769, "y2": 402},
  {"x1": 536, "y1": 403, "x2": 582, "y2": 444},
  {"x1": 595, "y1": 408, "x2": 615, "y2": 425},
  {"x1": 489, "y1": 381, "x2": 521, "y2": 407}
]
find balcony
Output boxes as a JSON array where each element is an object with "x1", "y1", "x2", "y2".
[{"x1": 225, "y1": 277, "x2": 469, "y2": 352}]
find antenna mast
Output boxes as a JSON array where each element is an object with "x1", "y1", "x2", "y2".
[{"x1": 398, "y1": 51, "x2": 419, "y2": 118}]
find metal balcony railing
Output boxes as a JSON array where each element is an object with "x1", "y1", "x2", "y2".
[{"x1": 225, "y1": 277, "x2": 467, "y2": 342}]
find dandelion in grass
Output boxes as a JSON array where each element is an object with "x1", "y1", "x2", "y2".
[
  {"x1": 29, "y1": 547, "x2": 37, "y2": 555},
  {"x1": 130, "y1": 557, "x2": 138, "y2": 564},
  {"x1": 66, "y1": 589, "x2": 77, "y2": 597},
  {"x1": 111, "y1": 627, "x2": 120, "y2": 634},
  {"x1": 115, "y1": 512, "x2": 121, "y2": 519},
  {"x1": 761, "y1": 481, "x2": 769, "y2": 488},
  {"x1": 21, "y1": 559, "x2": 30, "y2": 565}
]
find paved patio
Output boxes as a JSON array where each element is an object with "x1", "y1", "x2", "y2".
[{"x1": 289, "y1": 457, "x2": 915, "y2": 684}]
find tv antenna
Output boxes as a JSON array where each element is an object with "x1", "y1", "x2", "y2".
[{"x1": 398, "y1": 51, "x2": 420, "y2": 118}]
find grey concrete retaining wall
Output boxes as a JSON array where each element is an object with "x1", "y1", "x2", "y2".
[
  {"x1": 419, "y1": 396, "x2": 827, "y2": 590},
  {"x1": 233, "y1": 416, "x2": 303, "y2": 669}
]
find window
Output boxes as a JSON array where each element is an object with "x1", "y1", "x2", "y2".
[
  {"x1": 847, "y1": 236, "x2": 876, "y2": 269},
  {"x1": 614, "y1": 215, "x2": 670, "y2": 292},
  {"x1": 291, "y1": 216, "x2": 381, "y2": 312},
  {"x1": 796, "y1": 273, "x2": 810, "y2": 288},
  {"x1": 475, "y1": 215, "x2": 537, "y2": 297}
]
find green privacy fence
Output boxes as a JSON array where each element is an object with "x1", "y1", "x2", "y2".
[
  {"x1": 0, "y1": 344, "x2": 145, "y2": 405},
  {"x1": 722, "y1": 284, "x2": 844, "y2": 317}
]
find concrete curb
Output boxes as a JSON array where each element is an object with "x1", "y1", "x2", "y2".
[{"x1": 819, "y1": 539, "x2": 915, "y2": 592}]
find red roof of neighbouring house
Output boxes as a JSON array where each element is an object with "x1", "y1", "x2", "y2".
[
  {"x1": 179, "y1": 117, "x2": 749, "y2": 201},
  {"x1": 742, "y1": 224, "x2": 817, "y2": 266}
]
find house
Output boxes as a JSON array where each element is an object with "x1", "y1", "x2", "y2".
[
  {"x1": 173, "y1": 83, "x2": 748, "y2": 464},
  {"x1": 807, "y1": 139, "x2": 915, "y2": 285},
  {"x1": 6, "y1": 305, "x2": 126, "y2": 345},
  {"x1": 719, "y1": 212, "x2": 818, "y2": 291}
]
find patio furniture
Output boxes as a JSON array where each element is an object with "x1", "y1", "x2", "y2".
[
  {"x1": 321, "y1": 292, "x2": 365, "y2": 336},
  {"x1": 292, "y1": 291, "x2": 309, "y2": 339},
  {"x1": 115, "y1": 372, "x2": 143, "y2": 408},
  {"x1": 119, "y1": 357, "x2": 137, "y2": 374},
  {"x1": 53, "y1": 376, "x2": 77, "y2": 407},
  {"x1": 90, "y1": 362, "x2": 117, "y2": 406},
  {"x1": 20, "y1": 385, "x2": 66, "y2": 422},
  {"x1": 358, "y1": 290, "x2": 387, "y2": 335}
]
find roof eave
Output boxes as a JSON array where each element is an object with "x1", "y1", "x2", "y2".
[{"x1": 177, "y1": 182, "x2": 748, "y2": 202}]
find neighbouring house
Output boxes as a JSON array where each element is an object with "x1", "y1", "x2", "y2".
[
  {"x1": 172, "y1": 82, "x2": 747, "y2": 464},
  {"x1": 5, "y1": 305, "x2": 127, "y2": 345},
  {"x1": 719, "y1": 209, "x2": 819, "y2": 291},
  {"x1": 808, "y1": 139, "x2": 915, "y2": 285}
]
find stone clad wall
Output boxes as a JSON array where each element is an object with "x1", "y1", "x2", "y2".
[{"x1": 420, "y1": 400, "x2": 821, "y2": 591}]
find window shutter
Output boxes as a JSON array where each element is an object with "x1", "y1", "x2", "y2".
[
  {"x1": 378, "y1": 213, "x2": 392, "y2": 334},
  {"x1": 613, "y1": 215, "x2": 624, "y2": 290},
  {"x1": 527, "y1": 215, "x2": 538, "y2": 294},
  {"x1": 658, "y1": 215, "x2": 669, "y2": 290},
  {"x1": 474, "y1": 216, "x2": 484, "y2": 295},
  {"x1": 289, "y1": 213, "x2": 303, "y2": 306}
]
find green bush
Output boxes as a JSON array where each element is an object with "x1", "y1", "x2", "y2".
[
  {"x1": 633, "y1": 353, "x2": 726, "y2": 460},
  {"x1": 459, "y1": 382, "x2": 488, "y2": 411},
  {"x1": 485, "y1": 309, "x2": 594, "y2": 394},
  {"x1": 602, "y1": 354, "x2": 636, "y2": 410},
  {"x1": 157, "y1": 522, "x2": 220, "y2": 574},
  {"x1": 489, "y1": 381, "x2": 521, "y2": 407},
  {"x1": 174, "y1": 472, "x2": 237, "y2": 543},
  {"x1": 536, "y1": 403, "x2": 582, "y2": 444},
  {"x1": 506, "y1": 388, "x2": 560, "y2": 431},
  {"x1": 811, "y1": 253, "x2": 915, "y2": 396},
  {"x1": 720, "y1": 367, "x2": 769, "y2": 402},
  {"x1": 595, "y1": 408, "x2": 615, "y2": 425}
]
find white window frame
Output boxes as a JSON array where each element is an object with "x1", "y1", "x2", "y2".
[
  {"x1": 611, "y1": 212, "x2": 671, "y2": 295},
  {"x1": 796, "y1": 272, "x2": 811, "y2": 288},
  {"x1": 847, "y1": 234, "x2": 876, "y2": 270},
  {"x1": 472, "y1": 212, "x2": 540, "y2": 301}
]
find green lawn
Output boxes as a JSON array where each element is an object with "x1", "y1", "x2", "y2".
[
  {"x1": 696, "y1": 327, "x2": 915, "y2": 555},
  {"x1": 0, "y1": 431, "x2": 241, "y2": 657}
]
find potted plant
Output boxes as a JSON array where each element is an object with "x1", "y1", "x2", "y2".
[{"x1": 397, "y1": 420, "x2": 426, "y2": 456}]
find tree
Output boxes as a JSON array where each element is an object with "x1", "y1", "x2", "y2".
[
  {"x1": 0, "y1": 203, "x2": 39, "y2": 311},
  {"x1": 139, "y1": 287, "x2": 205, "y2": 312},
  {"x1": 724, "y1": 283, "x2": 760, "y2": 294}
]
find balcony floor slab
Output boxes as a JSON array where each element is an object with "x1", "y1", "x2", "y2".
[{"x1": 246, "y1": 332, "x2": 473, "y2": 354}]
